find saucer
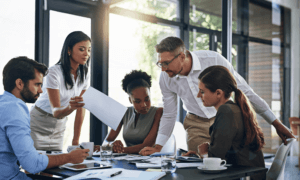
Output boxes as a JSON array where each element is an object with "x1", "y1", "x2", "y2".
[{"x1": 197, "y1": 166, "x2": 227, "y2": 173}]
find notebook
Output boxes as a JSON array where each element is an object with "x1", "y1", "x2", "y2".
[{"x1": 64, "y1": 168, "x2": 166, "y2": 180}]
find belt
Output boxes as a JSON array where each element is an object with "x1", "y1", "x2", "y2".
[
  {"x1": 34, "y1": 106, "x2": 62, "y2": 119},
  {"x1": 188, "y1": 113, "x2": 215, "y2": 121},
  {"x1": 189, "y1": 112, "x2": 201, "y2": 118}
]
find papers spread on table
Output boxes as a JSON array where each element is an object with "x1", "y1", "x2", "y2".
[
  {"x1": 64, "y1": 168, "x2": 166, "y2": 180},
  {"x1": 81, "y1": 87, "x2": 127, "y2": 130},
  {"x1": 135, "y1": 157, "x2": 161, "y2": 168},
  {"x1": 60, "y1": 159, "x2": 111, "y2": 169},
  {"x1": 135, "y1": 157, "x2": 204, "y2": 169}
]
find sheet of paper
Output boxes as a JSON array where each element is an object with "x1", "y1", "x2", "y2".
[
  {"x1": 60, "y1": 159, "x2": 99, "y2": 168},
  {"x1": 135, "y1": 157, "x2": 161, "y2": 168},
  {"x1": 176, "y1": 162, "x2": 203, "y2": 168},
  {"x1": 64, "y1": 168, "x2": 142, "y2": 180},
  {"x1": 82, "y1": 87, "x2": 127, "y2": 130}
]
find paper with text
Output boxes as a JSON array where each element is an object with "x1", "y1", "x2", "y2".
[{"x1": 82, "y1": 87, "x2": 127, "y2": 130}]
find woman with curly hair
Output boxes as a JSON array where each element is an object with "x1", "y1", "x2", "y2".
[
  {"x1": 105, "y1": 70, "x2": 163, "y2": 154},
  {"x1": 185, "y1": 65, "x2": 265, "y2": 179}
]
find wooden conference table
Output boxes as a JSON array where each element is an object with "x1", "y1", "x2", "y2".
[{"x1": 44, "y1": 156, "x2": 268, "y2": 180}]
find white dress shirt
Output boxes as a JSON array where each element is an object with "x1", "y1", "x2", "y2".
[
  {"x1": 35, "y1": 64, "x2": 90, "y2": 114},
  {"x1": 155, "y1": 50, "x2": 276, "y2": 146}
]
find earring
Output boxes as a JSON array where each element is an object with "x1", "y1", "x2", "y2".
[{"x1": 68, "y1": 53, "x2": 71, "y2": 56}]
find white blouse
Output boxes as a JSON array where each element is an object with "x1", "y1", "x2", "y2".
[{"x1": 35, "y1": 64, "x2": 90, "y2": 114}]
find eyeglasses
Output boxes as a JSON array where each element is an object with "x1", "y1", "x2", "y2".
[{"x1": 156, "y1": 53, "x2": 181, "y2": 68}]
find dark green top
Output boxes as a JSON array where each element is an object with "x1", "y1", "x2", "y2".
[{"x1": 208, "y1": 100, "x2": 265, "y2": 180}]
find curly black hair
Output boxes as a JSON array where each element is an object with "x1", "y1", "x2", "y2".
[{"x1": 122, "y1": 70, "x2": 152, "y2": 94}]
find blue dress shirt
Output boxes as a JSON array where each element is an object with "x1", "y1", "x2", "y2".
[{"x1": 0, "y1": 91, "x2": 49, "y2": 180}]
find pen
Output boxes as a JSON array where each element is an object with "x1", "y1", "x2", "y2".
[
  {"x1": 79, "y1": 145, "x2": 85, "y2": 149},
  {"x1": 110, "y1": 170, "x2": 122, "y2": 177}
]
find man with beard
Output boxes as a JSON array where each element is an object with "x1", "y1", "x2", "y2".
[
  {"x1": 0, "y1": 57, "x2": 89, "y2": 180},
  {"x1": 139, "y1": 36, "x2": 294, "y2": 155}
]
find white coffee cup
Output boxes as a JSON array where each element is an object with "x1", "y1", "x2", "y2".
[
  {"x1": 81, "y1": 142, "x2": 94, "y2": 158},
  {"x1": 203, "y1": 157, "x2": 226, "y2": 170},
  {"x1": 67, "y1": 145, "x2": 79, "y2": 153}
]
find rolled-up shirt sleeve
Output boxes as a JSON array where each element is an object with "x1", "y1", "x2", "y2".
[
  {"x1": 155, "y1": 72, "x2": 178, "y2": 146},
  {"x1": 4, "y1": 104, "x2": 49, "y2": 174},
  {"x1": 216, "y1": 53, "x2": 276, "y2": 124}
]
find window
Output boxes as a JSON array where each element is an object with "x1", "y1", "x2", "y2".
[
  {"x1": 189, "y1": 0, "x2": 222, "y2": 31},
  {"x1": 0, "y1": 0, "x2": 35, "y2": 110},
  {"x1": 109, "y1": 14, "x2": 179, "y2": 108},
  {"x1": 111, "y1": 0, "x2": 180, "y2": 22}
]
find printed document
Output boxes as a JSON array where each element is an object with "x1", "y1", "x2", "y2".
[{"x1": 82, "y1": 87, "x2": 127, "y2": 130}]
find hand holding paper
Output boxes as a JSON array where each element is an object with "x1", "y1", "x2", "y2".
[{"x1": 81, "y1": 87, "x2": 127, "y2": 130}]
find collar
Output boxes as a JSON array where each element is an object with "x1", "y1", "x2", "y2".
[
  {"x1": 3, "y1": 91, "x2": 25, "y2": 103},
  {"x1": 4, "y1": 91, "x2": 16, "y2": 98},
  {"x1": 175, "y1": 51, "x2": 201, "y2": 79}
]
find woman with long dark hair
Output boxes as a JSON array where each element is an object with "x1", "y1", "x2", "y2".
[
  {"x1": 30, "y1": 31, "x2": 91, "y2": 151},
  {"x1": 185, "y1": 65, "x2": 265, "y2": 179}
]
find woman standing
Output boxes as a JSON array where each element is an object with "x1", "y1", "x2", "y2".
[
  {"x1": 105, "y1": 70, "x2": 163, "y2": 154},
  {"x1": 30, "y1": 31, "x2": 91, "y2": 151}
]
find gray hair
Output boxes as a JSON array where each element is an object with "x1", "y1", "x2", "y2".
[{"x1": 155, "y1": 36, "x2": 187, "y2": 56}]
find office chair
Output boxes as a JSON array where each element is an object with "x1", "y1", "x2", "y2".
[{"x1": 266, "y1": 138, "x2": 296, "y2": 180}]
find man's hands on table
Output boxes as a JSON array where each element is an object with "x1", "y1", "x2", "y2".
[{"x1": 68, "y1": 149, "x2": 90, "y2": 164}]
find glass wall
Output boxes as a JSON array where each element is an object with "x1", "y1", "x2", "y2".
[
  {"x1": 109, "y1": 10, "x2": 179, "y2": 108},
  {"x1": 189, "y1": 0, "x2": 222, "y2": 31},
  {"x1": 111, "y1": 0, "x2": 180, "y2": 21},
  {"x1": 248, "y1": 1, "x2": 286, "y2": 152},
  {"x1": 0, "y1": 0, "x2": 35, "y2": 110},
  {"x1": 189, "y1": 31, "x2": 210, "y2": 52}
]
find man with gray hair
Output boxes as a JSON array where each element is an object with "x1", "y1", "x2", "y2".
[{"x1": 139, "y1": 36, "x2": 294, "y2": 155}]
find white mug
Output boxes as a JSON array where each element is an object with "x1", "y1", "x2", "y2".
[
  {"x1": 203, "y1": 157, "x2": 226, "y2": 170},
  {"x1": 81, "y1": 142, "x2": 94, "y2": 158}
]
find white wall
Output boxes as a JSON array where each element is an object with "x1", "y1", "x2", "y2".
[{"x1": 267, "y1": 0, "x2": 300, "y2": 117}]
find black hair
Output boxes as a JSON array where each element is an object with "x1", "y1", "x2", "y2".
[
  {"x1": 122, "y1": 70, "x2": 152, "y2": 94},
  {"x1": 56, "y1": 31, "x2": 91, "y2": 89},
  {"x1": 3, "y1": 56, "x2": 48, "y2": 92}
]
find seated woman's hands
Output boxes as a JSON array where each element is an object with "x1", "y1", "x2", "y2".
[{"x1": 112, "y1": 140, "x2": 124, "y2": 153}]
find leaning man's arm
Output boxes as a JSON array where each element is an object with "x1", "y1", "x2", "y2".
[{"x1": 4, "y1": 104, "x2": 49, "y2": 174}]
